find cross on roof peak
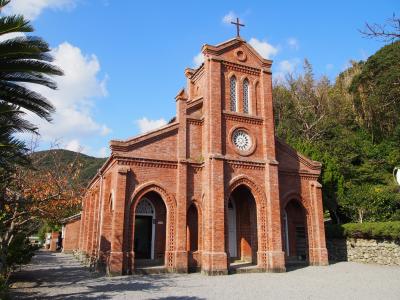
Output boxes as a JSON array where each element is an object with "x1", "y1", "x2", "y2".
[{"x1": 230, "y1": 17, "x2": 245, "y2": 37}]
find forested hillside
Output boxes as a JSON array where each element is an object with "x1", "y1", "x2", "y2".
[
  {"x1": 273, "y1": 41, "x2": 400, "y2": 223},
  {"x1": 32, "y1": 149, "x2": 107, "y2": 187}
]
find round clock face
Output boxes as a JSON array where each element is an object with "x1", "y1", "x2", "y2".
[{"x1": 232, "y1": 129, "x2": 252, "y2": 151}]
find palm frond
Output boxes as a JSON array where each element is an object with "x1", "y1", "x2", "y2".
[
  {"x1": 0, "y1": 82, "x2": 55, "y2": 120},
  {"x1": 0, "y1": 72, "x2": 57, "y2": 89},
  {"x1": 0, "y1": 102, "x2": 37, "y2": 134},
  {"x1": 0, "y1": 59, "x2": 63, "y2": 76},
  {"x1": 0, "y1": 36, "x2": 53, "y2": 61},
  {"x1": 0, "y1": 15, "x2": 33, "y2": 35}
]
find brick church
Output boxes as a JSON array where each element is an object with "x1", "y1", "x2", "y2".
[{"x1": 74, "y1": 31, "x2": 328, "y2": 275}]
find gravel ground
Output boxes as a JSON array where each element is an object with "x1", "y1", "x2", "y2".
[{"x1": 9, "y1": 251, "x2": 400, "y2": 300}]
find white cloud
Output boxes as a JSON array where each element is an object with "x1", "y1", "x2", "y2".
[
  {"x1": 342, "y1": 61, "x2": 352, "y2": 71},
  {"x1": 287, "y1": 37, "x2": 299, "y2": 50},
  {"x1": 0, "y1": 32, "x2": 26, "y2": 42},
  {"x1": 64, "y1": 139, "x2": 109, "y2": 158},
  {"x1": 97, "y1": 146, "x2": 109, "y2": 158},
  {"x1": 274, "y1": 58, "x2": 300, "y2": 83},
  {"x1": 193, "y1": 52, "x2": 204, "y2": 68},
  {"x1": 4, "y1": 0, "x2": 77, "y2": 20},
  {"x1": 326, "y1": 63, "x2": 334, "y2": 71},
  {"x1": 135, "y1": 117, "x2": 167, "y2": 134},
  {"x1": 222, "y1": 11, "x2": 237, "y2": 24},
  {"x1": 65, "y1": 139, "x2": 83, "y2": 152},
  {"x1": 25, "y1": 42, "x2": 111, "y2": 145},
  {"x1": 248, "y1": 38, "x2": 278, "y2": 59},
  {"x1": 278, "y1": 59, "x2": 299, "y2": 73}
]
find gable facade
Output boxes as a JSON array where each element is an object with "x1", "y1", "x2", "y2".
[{"x1": 76, "y1": 37, "x2": 328, "y2": 275}]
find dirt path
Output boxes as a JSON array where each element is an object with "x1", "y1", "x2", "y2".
[{"x1": 9, "y1": 250, "x2": 400, "y2": 299}]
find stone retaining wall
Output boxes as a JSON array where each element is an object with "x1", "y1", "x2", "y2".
[{"x1": 326, "y1": 238, "x2": 400, "y2": 266}]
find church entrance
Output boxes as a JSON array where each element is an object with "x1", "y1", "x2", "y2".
[
  {"x1": 228, "y1": 200, "x2": 237, "y2": 258},
  {"x1": 187, "y1": 203, "x2": 201, "y2": 271},
  {"x1": 227, "y1": 185, "x2": 258, "y2": 267},
  {"x1": 134, "y1": 192, "x2": 166, "y2": 267},
  {"x1": 134, "y1": 215, "x2": 153, "y2": 259},
  {"x1": 283, "y1": 200, "x2": 309, "y2": 264}
]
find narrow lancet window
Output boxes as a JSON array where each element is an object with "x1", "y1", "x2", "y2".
[
  {"x1": 243, "y1": 79, "x2": 249, "y2": 114},
  {"x1": 230, "y1": 76, "x2": 237, "y2": 112}
]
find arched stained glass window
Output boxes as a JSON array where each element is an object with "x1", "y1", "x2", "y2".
[
  {"x1": 136, "y1": 198, "x2": 154, "y2": 215},
  {"x1": 243, "y1": 79, "x2": 249, "y2": 114},
  {"x1": 230, "y1": 76, "x2": 237, "y2": 112}
]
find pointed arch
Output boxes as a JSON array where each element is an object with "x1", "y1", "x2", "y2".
[
  {"x1": 281, "y1": 191, "x2": 310, "y2": 262},
  {"x1": 254, "y1": 80, "x2": 260, "y2": 115},
  {"x1": 230, "y1": 75, "x2": 238, "y2": 112},
  {"x1": 225, "y1": 175, "x2": 268, "y2": 268},
  {"x1": 129, "y1": 181, "x2": 177, "y2": 270},
  {"x1": 243, "y1": 78, "x2": 250, "y2": 114}
]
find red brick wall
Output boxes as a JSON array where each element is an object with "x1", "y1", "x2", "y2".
[
  {"x1": 78, "y1": 37, "x2": 328, "y2": 275},
  {"x1": 49, "y1": 231, "x2": 59, "y2": 251},
  {"x1": 63, "y1": 219, "x2": 81, "y2": 252}
]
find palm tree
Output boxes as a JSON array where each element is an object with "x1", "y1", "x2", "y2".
[
  {"x1": 0, "y1": 0, "x2": 63, "y2": 167},
  {"x1": 0, "y1": 102, "x2": 33, "y2": 170}
]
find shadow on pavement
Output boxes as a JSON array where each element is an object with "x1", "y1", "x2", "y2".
[{"x1": 10, "y1": 251, "x2": 206, "y2": 299}]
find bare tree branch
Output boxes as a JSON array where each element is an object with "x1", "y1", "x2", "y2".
[{"x1": 359, "y1": 13, "x2": 400, "y2": 42}]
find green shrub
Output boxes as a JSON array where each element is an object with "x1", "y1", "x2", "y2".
[
  {"x1": 325, "y1": 221, "x2": 400, "y2": 240},
  {"x1": 0, "y1": 275, "x2": 8, "y2": 300},
  {"x1": 7, "y1": 234, "x2": 38, "y2": 270}
]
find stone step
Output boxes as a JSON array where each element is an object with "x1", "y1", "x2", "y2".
[
  {"x1": 134, "y1": 266, "x2": 167, "y2": 275},
  {"x1": 228, "y1": 262, "x2": 261, "y2": 274}
]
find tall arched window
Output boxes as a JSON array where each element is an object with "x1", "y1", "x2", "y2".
[
  {"x1": 230, "y1": 76, "x2": 237, "y2": 112},
  {"x1": 243, "y1": 79, "x2": 250, "y2": 114}
]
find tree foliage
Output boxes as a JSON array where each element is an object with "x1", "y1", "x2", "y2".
[
  {"x1": 0, "y1": 1, "x2": 68, "y2": 286},
  {"x1": 274, "y1": 42, "x2": 400, "y2": 224},
  {"x1": 0, "y1": 147, "x2": 83, "y2": 278},
  {"x1": 0, "y1": 0, "x2": 62, "y2": 172},
  {"x1": 349, "y1": 41, "x2": 400, "y2": 141}
]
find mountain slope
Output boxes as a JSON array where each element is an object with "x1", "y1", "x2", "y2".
[{"x1": 31, "y1": 149, "x2": 107, "y2": 187}]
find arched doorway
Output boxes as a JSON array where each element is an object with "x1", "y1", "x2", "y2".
[
  {"x1": 134, "y1": 192, "x2": 166, "y2": 266},
  {"x1": 227, "y1": 185, "x2": 258, "y2": 266},
  {"x1": 283, "y1": 199, "x2": 309, "y2": 263},
  {"x1": 187, "y1": 203, "x2": 201, "y2": 270}
]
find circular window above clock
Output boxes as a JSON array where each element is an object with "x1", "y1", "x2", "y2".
[{"x1": 232, "y1": 129, "x2": 252, "y2": 151}]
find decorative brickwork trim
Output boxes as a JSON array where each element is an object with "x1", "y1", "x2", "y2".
[
  {"x1": 281, "y1": 190, "x2": 310, "y2": 214},
  {"x1": 187, "y1": 96, "x2": 203, "y2": 109},
  {"x1": 222, "y1": 61, "x2": 261, "y2": 76},
  {"x1": 227, "y1": 160, "x2": 265, "y2": 170},
  {"x1": 223, "y1": 110, "x2": 263, "y2": 125},
  {"x1": 129, "y1": 182, "x2": 177, "y2": 269},
  {"x1": 191, "y1": 66, "x2": 204, "y2": 83},
  {"x1": 278, "y1": 170, "x2": 319, "y2": 180},
  {"x1": 115, "y1": 156, "x2": 178, "y2": 169},
  {"x1": 187, "y1": 118, "x2": 204, "y2": 126},
  {"x1": 226, "y1": 175, "x2": 268, "y2": 263}
]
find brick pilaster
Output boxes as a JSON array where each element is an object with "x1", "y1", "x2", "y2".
[
  {"x1": 309, "y1": 181, "x2": 329, "y2": 266},
  {"x1": 261, "y1": 67, "x2": 285, "y2": 272},
  {"x1": 201, "y1": 56, "x2": 228, "y2": 275},
  {"x1": 109, "y1": 167, "x2": 129, "y2": 275},
  {"x1": 78, "y1": 196, "x2": 87, "y2": 252},
  {"x1": 175, "y1": 90, "x2": 189, "y2": 272}
]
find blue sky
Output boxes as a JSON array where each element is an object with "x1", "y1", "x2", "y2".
[{"x1": 4, "y1": 0, "x2": 399, "y2": 157}]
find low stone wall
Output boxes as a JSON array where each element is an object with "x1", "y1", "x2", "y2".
[{"x1": 326, "y1": 238, "x2": 400, "y2": 266}]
